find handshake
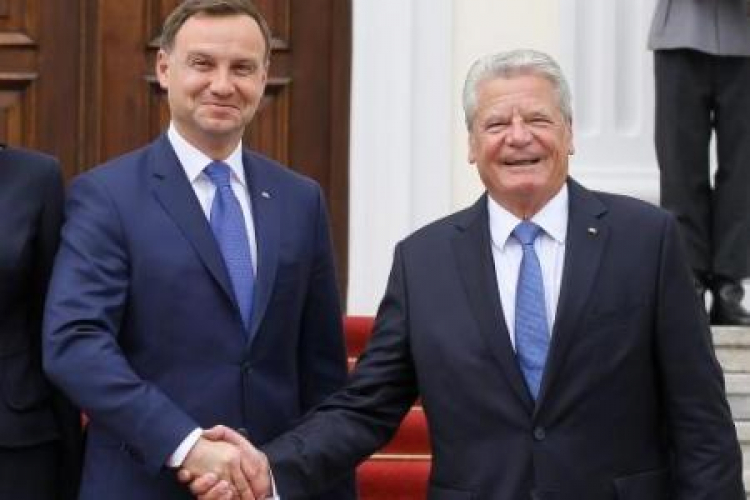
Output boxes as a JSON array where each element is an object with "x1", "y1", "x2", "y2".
[{"x1": 178, "y1": 426, "x2": 274, "y2": 500}]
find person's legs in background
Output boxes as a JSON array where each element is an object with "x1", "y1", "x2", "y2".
[
  {"x1": 710, "y1": 54, "x2": 750, "y2": 325},
  {"x1": 655, "y1": 49, "x2": 714, "y2": 305}
]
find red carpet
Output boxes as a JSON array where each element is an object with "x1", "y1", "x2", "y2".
[{"x1": 344, "y1": 316, "x2": 431, "y2": 499}]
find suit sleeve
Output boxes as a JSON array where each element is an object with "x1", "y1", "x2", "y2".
[
  {"x1": 265, "y1": 242, "x2": 419, "y2": 499},
  {"x1": 32, "y1": 159, "x2": 84, "y2": 499},
  {"x1": 654, "y1": 215, "x2": 744, "y2": 499},
  {"x1": 43, "y1": 173, "x2": 198, "y2": 475}
]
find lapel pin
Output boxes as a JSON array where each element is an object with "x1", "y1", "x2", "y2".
[
  {"x1": 587, "y1": 227, "x2": 598, "y2": 236},
  {"x1": 261, "y1": 191, "x2": 271, "y2": 199}
]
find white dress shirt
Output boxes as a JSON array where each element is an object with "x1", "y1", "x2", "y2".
[
  {"x1": 168, "y1": 124, "x2": 258, "y2": 273},
  {"x1": 488, "y1": 185, "x2": 568, "y2": 347},
  {"x1": 166, "y1": 123, "x2": 257, "y2": 467}
]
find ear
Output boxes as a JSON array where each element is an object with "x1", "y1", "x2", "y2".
[
  {"x1": 565, "y1": 119, "x2": 575, "y2": 155},
  {"x1": 467, "y1": 131, "x2": 477, "y2": 164},
  {"x1": 259, "y1": 60, "x2": 269, "y2": 90},
  {"x1": 155, "y1": 49, "x2": 170, "y2": 90}
]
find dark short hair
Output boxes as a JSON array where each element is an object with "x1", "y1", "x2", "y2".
[{"x1": 160, "y1": 0, "x2": 272, "y2": 62}]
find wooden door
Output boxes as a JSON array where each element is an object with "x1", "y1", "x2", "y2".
[
  {"x1": 0, "y1": 0, "x2": 82, "y2": 171},
  {"x1": 0, "y1": 0, "x2": 351, "y2": 296}
]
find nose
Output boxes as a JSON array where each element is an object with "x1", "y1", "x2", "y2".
[
  {"x1": 209, "y1": 68, "x2": 234, "y2": 96},
  {"x1": 506, "y1": 115, "x2": 532, "y2": 146}
]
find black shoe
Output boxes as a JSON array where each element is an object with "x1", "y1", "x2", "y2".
[{"x1": 710, "y1": 277, "x2": 750, "y2": 326}]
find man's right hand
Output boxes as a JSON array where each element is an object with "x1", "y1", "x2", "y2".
[
  {"x1": 181, "y1": 435, "x2": 256, "y2": 499},
  {"x1": 179, "y1": 426, "x2": 272, "y2": 500}
]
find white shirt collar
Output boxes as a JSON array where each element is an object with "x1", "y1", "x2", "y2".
[
  {"x1": 488, "y1": 183, "x2": 569, "y2": 250},
  {"x1": 167, "y1": 123, "x2": 246, "y2": 187}
]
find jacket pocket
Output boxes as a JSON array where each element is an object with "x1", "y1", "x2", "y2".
[{"x1": 613, "y1": 468, "x2": 669, "y2": 499}]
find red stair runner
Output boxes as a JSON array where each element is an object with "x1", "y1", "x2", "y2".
[{"x1": 344, "y1": 316, "x2": 431, "y2": 499}]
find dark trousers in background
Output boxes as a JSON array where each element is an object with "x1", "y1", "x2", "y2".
[{"x1": 654, "y1": 48, "x2": 750, "y2": 281}]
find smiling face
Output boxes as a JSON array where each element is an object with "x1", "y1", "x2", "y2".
[
  {"x1": 468, "y1": 73, "x2": 573, "y2": 218},
  {"x1": 156, "y1": 13, "x2": 268, "y2": 158}
]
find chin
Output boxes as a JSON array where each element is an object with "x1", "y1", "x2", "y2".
[
  {"x1": 198, "y1": 120, "x2": 241, "y2": 134},
  {"x1": 504, "y1": 177, "x2": 545, "y2": 193}
]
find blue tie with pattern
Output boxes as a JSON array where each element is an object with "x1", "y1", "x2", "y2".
[
  {"x1": 204, "y1": 161, "x2": 254, "y2": 333},
  {"x1": 513, "y1": 221, "x2": 550, "y2": 400}
]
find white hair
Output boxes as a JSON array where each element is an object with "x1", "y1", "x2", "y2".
[{"x1": 462, "y1": 49, "x2": 573, "y2": 130}]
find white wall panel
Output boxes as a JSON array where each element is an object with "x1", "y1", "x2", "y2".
[
  {"x1": 559, "y1": 0, "x2": 659, "y2": 202},
  {"x1": 348, "y1": 0, "x2": 453, "y2": 314}
]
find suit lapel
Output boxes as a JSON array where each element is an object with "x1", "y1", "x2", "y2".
[
  {"x1": 149, "y1": 136, "x2": 236, "y2": 306},
  {"x1": 535, "y1": 179, "x2": 608, "y2": 412},
  {"x1": 452, "y1": 195, "x2": 534, "y2": 411},
  {"x1": 243, "y1": 151, "x2": 279, "y2": 346}
]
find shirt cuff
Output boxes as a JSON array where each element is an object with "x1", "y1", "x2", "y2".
[
  {"x1": 167, "y1": 427, "x2": 203, "y2": 468},
  {"x1": 268, "y1": 468, "x2": 281, "y2": 499}
]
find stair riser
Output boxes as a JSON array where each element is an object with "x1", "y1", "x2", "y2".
[
  {"x1": 715, "y1": 350, "x2": 750, "y2": 373},
  {"x1": 728, "y1": 395, "x2": 750, "y2": 420}
]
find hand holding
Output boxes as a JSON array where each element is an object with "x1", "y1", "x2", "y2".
[
  {"x1": 179, "y1": 426, "x2": 271, "y2": 500},
  {"x1": 181, "y1": 435, "x2": 255, "y2": 499}
]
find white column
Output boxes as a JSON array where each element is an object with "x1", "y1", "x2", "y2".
[
  {"x1": 348, "y1": 0, "x2": 453, "y2": 314},
  {"x1": 558, "y1": 0, "x2": 659, "y2": 202}
]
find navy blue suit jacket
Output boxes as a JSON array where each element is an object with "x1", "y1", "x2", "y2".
[
  {"x1": 265, "y1": 179, "x2": 743, "y2": 500},
  {"x1": 43, "y1": 135, "x2": 354, "y2": 499}
]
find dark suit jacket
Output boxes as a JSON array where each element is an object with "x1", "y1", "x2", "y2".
[
  {"x1": 0, "y1": 146, "x2": 82, "y2": 499},
  {"x1": 265, "y1": 179, "x2": 744, "y2": 500},
  {"x1": 43, "y1": 135, "x2": 354, "y2": 499}
]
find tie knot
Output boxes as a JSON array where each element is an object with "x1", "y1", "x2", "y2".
[
  {"x1": 513, "y1": 221, "x2": 543, "y2": 246},
  {"x1": 204, "y1": 161, "x2": 232, "y2": 188}
]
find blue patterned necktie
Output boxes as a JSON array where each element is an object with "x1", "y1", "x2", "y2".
[
  {"x1": 513, "y1": 221, "x2": 550, "y2": 400},
  {"x1": 204, "y1": 161, "x2": 254, "y2": 332}
]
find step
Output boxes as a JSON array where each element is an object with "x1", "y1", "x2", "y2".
[
  {"x1": 380, "y1": 407, "x2": 430, "y2": 454},
  {"x1": 344, "y1": 315, "x2": 374, "y2": 357},
  {"x1": 727, "y1": 374, "x2": 750, "y2": 419},
  {"x1": 357, "y1": 457, "x2": 430, "y2": 500},
  {"x1": 736, "y1": 420, "x2": 750, "y2": 457},
  {"x1": 713, "y1": 327, "x2": 750, "y2": 373},
  {"x1": 733, "y1": 421, "x2": 750, "y2": 497}
]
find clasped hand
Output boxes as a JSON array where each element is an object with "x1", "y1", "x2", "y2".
[{"x1": 178, "y1": 426, "x2": 271, "y2": 500}]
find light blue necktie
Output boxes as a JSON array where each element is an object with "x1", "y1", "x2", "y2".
[
  {"x1": 513, "y1": 221, "x2": 550, "y2": 400},
  {"x1": 204, "y1": 161, "x2": 254, "y2": 333}
]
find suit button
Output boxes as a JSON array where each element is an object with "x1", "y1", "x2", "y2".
[
  {"x1": 236, "y1": 427, "x2": 249, "y2": 438},
  {"x1": 533, "y1": 427, "x2": 546, "y2": 441}
]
